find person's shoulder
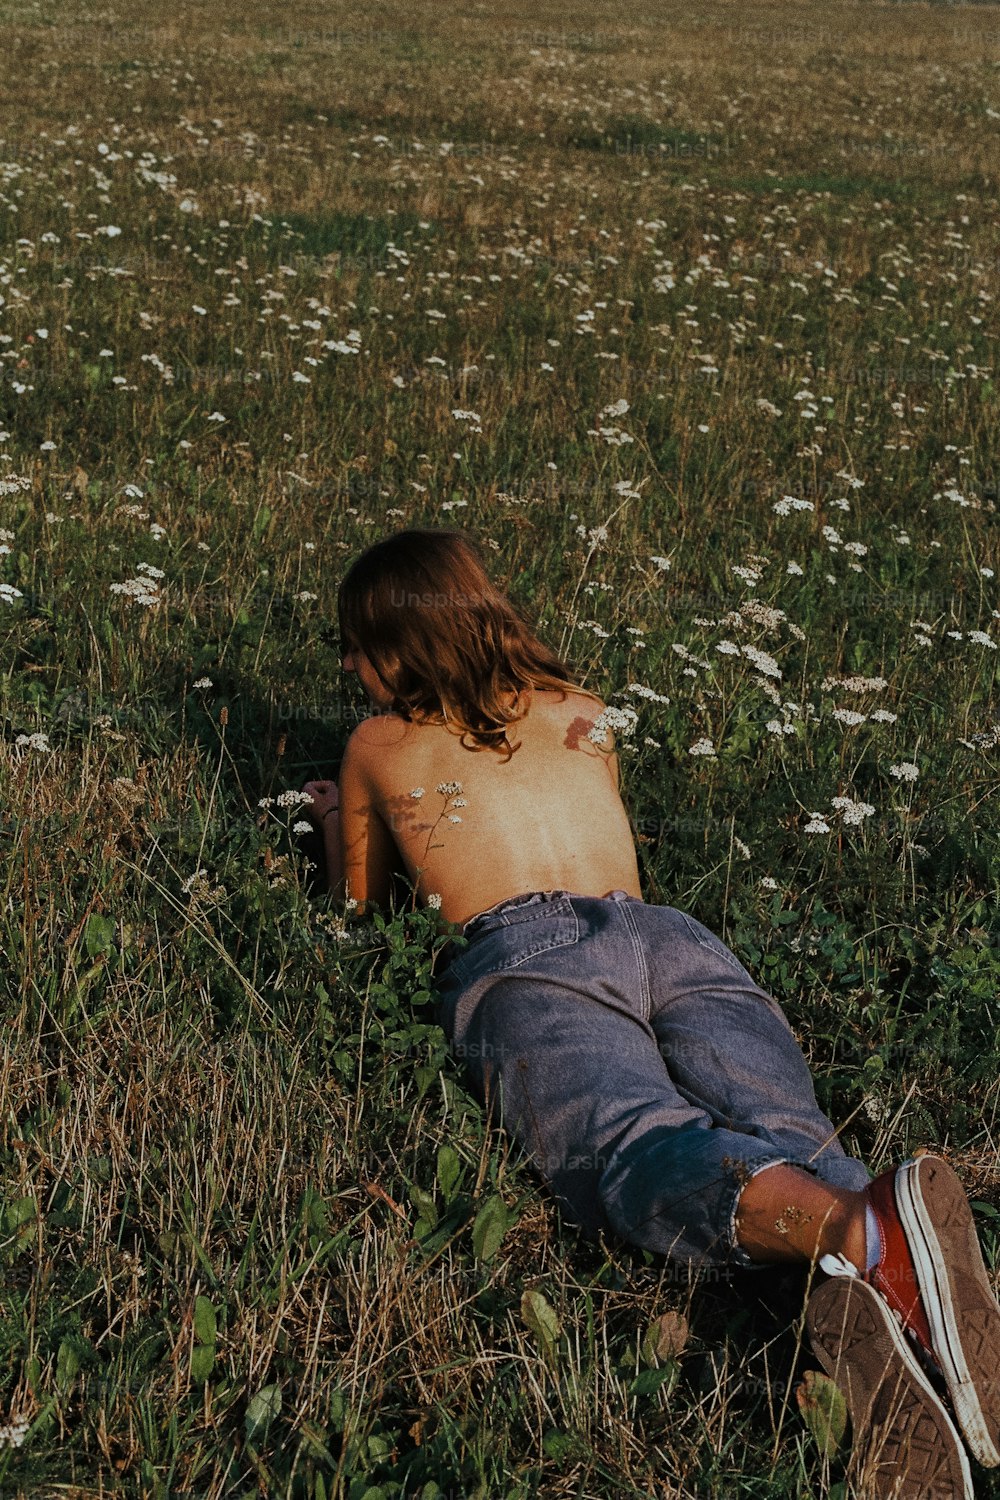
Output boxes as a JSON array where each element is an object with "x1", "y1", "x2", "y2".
[
  {"x1": 537, "y1": 685, "x2": 607, "y2": 718},
  {"x1": 343, "y1": 711, "x2": 412, "y2": 763},
  {"x1": 566, "y1": 685, "x2": 607, "y2": 711}
]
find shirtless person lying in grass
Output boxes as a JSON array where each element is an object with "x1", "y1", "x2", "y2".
[{"x1": 302, "y1": 526, "x2": 1000, "y2": 1499}]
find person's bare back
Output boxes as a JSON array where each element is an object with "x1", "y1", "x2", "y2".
[{"x1": 338, "y1": 686, "x2": 644, "y2": 926}]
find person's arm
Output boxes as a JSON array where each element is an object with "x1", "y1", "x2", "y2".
[
  {"x1": 608, "y1": 745, "x2": 621, "y2": 793},
  {"x1": 300, "y1": 779, "x2": 342, "y2": 892},
  {"x1": 335, "y1": 725, "x2": 403, "y2": 912}
]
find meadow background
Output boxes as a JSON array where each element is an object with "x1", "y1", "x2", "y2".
[{"x1": 2, "y1": 0, "x2": 1000, "y2": 1493}]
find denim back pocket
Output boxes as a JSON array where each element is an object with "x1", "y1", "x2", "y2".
[
  {"x1": 680, "y1": 911, "x2": 750, "y2": 976},
  {"x1": 440, "y1": 896, "x2": 581, "y2": 992}
]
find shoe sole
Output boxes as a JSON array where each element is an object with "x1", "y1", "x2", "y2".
[
  {"x1": 897, "y1": 1152, "x2": 1000, "y2": 1467},
  {"x1": 806, "y1": 1274, "x2": 973, "y2": 1499}
]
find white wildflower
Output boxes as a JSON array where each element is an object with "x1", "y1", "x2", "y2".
[
  {"x1": 587, "y1": 706, "x2": 639, "y2": 745},
  {"x1": 624, "y1": 683, "x2": 670, "y2": 704},
  {"x1": 0, "y1": 1413, "x2": 30, "y2": 1449},
  {"x1": 772, "y1": 495, "x2": 814, "y2": 516},
  {"x1": 889, "y1": 762, "x2": 919, "y2": 781},
  {"x1": 821, "y1": 675, "x2": 888, "y2": 694},
  {"x1": 689, "y1": 737, "x2": 716, "y2": 757},
  {"x1": 276, "y1": 789, "x2": 314, "y2": 808},
  {"x1": 110, "y1": 574, "x2": 160, "y2": 606},
  {"x1": 831, "y1": 795, "x2": 876, "y2": 826},
  {"x1": 192, "y1": 677, "x2": 213, "y2": 689},
  {"x1": 410, "y1": 787, "x2": 425, "y2": 799},
  {"x1": 804, "y1": 814, "x2": 832, "y2": 834},
  {"x1": 741, "y1": 644, "x2": 781, "y2": 679}
]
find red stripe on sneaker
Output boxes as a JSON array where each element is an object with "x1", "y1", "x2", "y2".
[{"x1": 864, "y1": 1164, "x2": 936, "y2": 1360}]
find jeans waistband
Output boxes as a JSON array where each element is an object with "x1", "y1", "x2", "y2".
[
  {"x1": 461, "y1": 888, "x2": 638, "y2": 941},
  {"x1": 462, "y1": 888, "x2": 572, "y2": 940}
]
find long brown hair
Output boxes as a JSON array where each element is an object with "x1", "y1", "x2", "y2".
[{"x1": 337, "y1": 528, "x2": 599, "y2": 759}]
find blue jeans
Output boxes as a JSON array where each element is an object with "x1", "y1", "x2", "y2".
[{"x1": 434, "y1": 889, "x2": 871, "y2": 1270}]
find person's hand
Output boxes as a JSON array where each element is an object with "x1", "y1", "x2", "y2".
[{"x1": 301, "y1": 780, "x2": 339, "y2": 826}]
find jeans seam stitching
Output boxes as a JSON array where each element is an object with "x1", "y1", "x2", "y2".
[
  {"x1": 620, "y1": 900, "x2": 651, "y2": 1021},
  {"x1": 681, "y1": 913, "x2": 746, "y2": 973}
]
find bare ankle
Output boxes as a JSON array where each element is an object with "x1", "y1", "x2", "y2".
[{"x1": 824, "y1": 1193, "x2": 868, "y2": 1269}]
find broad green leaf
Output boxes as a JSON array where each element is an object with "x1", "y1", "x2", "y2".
[
  {"x1": 414, "y1": 1066, "x2": 437, "y2": 1097},
  {"x1": 520, "y1": 1289, "x2": 561, "y2": 1365},
  {"x1": 85, "y1": 912, "x2": 116, "y2": 956},
  {"x1": 4, "y1": 1196, "x2": 37, "y2": 1231},
  {"x1": 641, "y1": 1309, "x2": 690, "y2": 1366},
  {"x1": 56, "y1": 1338, "x2": 81, "y2": 1390},
  {"x1": 436, "y1": 1145, "x2": 460, "y2": 1201},
  {"x1": 630, "y1": 1363, "x2": 680, "y2": 1397},
  {"x1": 245, "y1": 1382, "x2": 282, "y2": 1441},
  {"x1": 408, "y1": 1185, "x2": 438, "y2": 1230},
  {"x1": 190, "y1": 1342, "x2": 215, "y2": 1383},
  {"x1": 193, "y1": 1296, "x2": 217, "y2": 1345},
  {"x1": 796, "y1": 1368, "x2": 848, "y2": 1457},
  {"x1": 471, "y1": 1195, "x2": 509, "y2": 1263},
  {"x1": 542, "y1": 1430, "x2": 576, "y2": 1461}
]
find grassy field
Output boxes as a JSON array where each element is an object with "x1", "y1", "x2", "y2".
[{"x1": 2, "y1": 0, "x2": 1000, "y2": 1493}]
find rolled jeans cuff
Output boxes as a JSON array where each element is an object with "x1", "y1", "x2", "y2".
[{"x1": 726, "y1": 1155, "x2": 820, "y2": 1270}]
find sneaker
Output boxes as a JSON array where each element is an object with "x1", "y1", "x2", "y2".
[
  {"x1": 864, "y1": 1159, "x2": 939, "y2": 1368},
  {"x1": 822, "y1": 1153, "x2": 1000, "y2": 1470},
  {"x1": 896, "y1": 1153, "x2": 1000, "y2": 1468},
  {"x1": 820, "y1": 1163, "x2": 940, "y2": 1375},
  {"x1": 806, "y1": 1273, "x2": 973, "y2": 1499}
]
